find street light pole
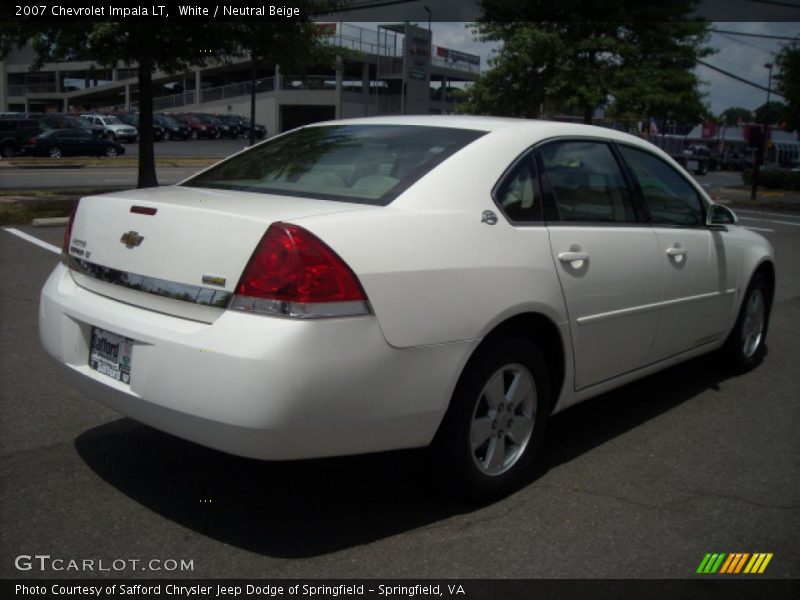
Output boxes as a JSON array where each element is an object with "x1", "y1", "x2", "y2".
[{"x1": 765, "y1": 62, "x2": 773, "y2": 106}]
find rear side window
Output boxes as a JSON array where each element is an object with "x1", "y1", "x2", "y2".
[
  {"x1": 494, "y1": 155, "x2": 541, "y2": 222},
  {"x1": 183, "y1": 124, "x2": 486, "y2": 205},
  {"x1": 618, "y1": 145, "x2": 705, "y2": 226},
  {"x1": 539, "y1": 141, "x2": 636, "y2": 223}
]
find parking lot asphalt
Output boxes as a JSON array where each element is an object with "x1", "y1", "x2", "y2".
[{"x1": 0, "y1": 214, "x2": 798, "y2": 580}]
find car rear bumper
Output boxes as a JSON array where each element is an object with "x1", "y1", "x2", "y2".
[{"x1": 39, "y1": 263, "x2": 473, "y2": 460}]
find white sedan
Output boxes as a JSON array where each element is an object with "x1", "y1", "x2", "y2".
[{"x1": 39, "y1": 116, "x2": 775, "y2": 499}]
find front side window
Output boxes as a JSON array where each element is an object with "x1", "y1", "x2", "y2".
[
  {"x1": 618, "y1": 145, "x2": 705, "y2": 226},
  {"x1": 184, "y1": 124, "x2": 485, "y2": 205},
  {"x1": 539, "y1": 141, "x2": 636, "y2": 223},
  {"x1": 494, "y1": 155, "x2": 541, "y2": 222}
]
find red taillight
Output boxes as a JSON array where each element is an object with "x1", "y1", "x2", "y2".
[
  {"x1": 61, "y1": 201, "x2": 79, "y2": 262},
  {"x1": 231, "y1": 222, "x2": 369, "y2": 318}
]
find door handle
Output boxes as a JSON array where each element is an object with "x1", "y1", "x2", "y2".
[
  {"x1": 666, "y1": 247, "x2": 687, "y2": 257},
  {"x1": 558, "y1": 252, "x2": 589, "y2": 262}
]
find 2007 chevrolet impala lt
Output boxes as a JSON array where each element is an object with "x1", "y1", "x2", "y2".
[{"x1": 40, "y1": 116, "x2": 775, "y2": 498}]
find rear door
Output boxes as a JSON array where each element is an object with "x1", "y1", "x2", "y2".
[
  {"x1": 538, "y1": 139, "x2": 663, "y2": 390},
  {"x1": 617, "y1": 144, "x2": 738, "y2": 359}
]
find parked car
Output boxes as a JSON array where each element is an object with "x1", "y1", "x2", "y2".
[
  {"x1": 40, "y1": 117, "x2": 774, "y2": 500},
  {"x1": 681, "y1": 145, "x2": 714, "y2": 175},
  {"x1": 193, "y1": 113, "x2": 238, "y2": 139},
  {"x1": 172, "y1": 113, "x2": 217, "y2": 139},
  {"x1": 29, "y1": 113, "x2": 84, "y2": 130},
  {"x1": 23, "y1": 128, "x2": 125, "y2": 158},
  {"x1": 239, "y1": 116, "x2": 267, "y2": 140},
  {"x1": 154, "y1": 114, "x2": 191, "y2": 140},
  {"x1": 214, "y1": 114, "x2": 245, "y2": 137},
  {"x1": 79, "y1": 114, "x2": 138, "y2": 142},
  {"x1": 113, "y1": 113, "x2": 164, "y2": 141},
  {"x1": 0, "y1": 118, "x2": 43, "y2": 158}
]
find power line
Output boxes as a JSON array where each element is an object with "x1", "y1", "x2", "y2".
[
  {"x1": 710, "y1": 28, "x2": 799, "y2": 42},
  {"x1": 332, "y1": 0, "x2": 423, "y2": 12},
  {"x1": 745, "y1": 0, "x2": 800, "y2": 10},
  {"x1": 716, "y1": 32, "x2": 778, "y2": 56},
  {"x1": 697, "y1": 59, "x2": 784, "y2": 98}
]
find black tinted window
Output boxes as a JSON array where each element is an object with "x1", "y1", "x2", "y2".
[
  {"x1": 494, "y1": 155, "x2": 541, "y2": 222},
  {"x1": 184, "y1": 125, "x2": 485, "y2": 205},
  {"x1": 619, "y1": 145, "x2": 704, "y2": 226},
  {"x1": 540, "y1": 141, "x2": 635, "y2": 223}
]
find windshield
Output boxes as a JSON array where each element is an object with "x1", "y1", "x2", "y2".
[{"x1": 182, "y1": 124, "x2": 485, "y2": 205}]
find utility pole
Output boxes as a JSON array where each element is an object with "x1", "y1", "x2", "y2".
[{"x1": 750, "y1": 63, "x2": 773, "y2": 201}]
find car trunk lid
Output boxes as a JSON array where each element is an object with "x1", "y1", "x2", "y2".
[{"x1": 67, "y1": 185, "x2": 373, "y2": 322}]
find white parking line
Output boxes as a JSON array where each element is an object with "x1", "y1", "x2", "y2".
[
  {"x1": 3, "y1": 228, "x2": 61, "y2": 254},
  {"x1": 743, "y1": 226, "x2": 775, "y2": 232},
  {"x1": 738, "y1": 217, "x2": 800, "y2": 227}
]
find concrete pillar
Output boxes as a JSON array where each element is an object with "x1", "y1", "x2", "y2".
[
  {"x1": 275, "y1": 64, "x2": 281, "y2": 91},
  {"x1": 63, "y1": 97, "x2": 69, "y2": 112},
  {"x1": 335, "y1": 55, "x2": 343, "y2": 119},
  {"x1": 362, "y1": 61, "x2": 370, "y2": 116},
  {"x1": 195, "y1": 69, "x2": 202, "y2": 105},
  {"x1": 124, "y1": 84, "x2": 131, "y2": 112}
]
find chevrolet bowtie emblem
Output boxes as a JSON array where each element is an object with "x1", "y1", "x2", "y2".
[{"x1": 120, "y1": 231, "x2": 144, "y2": 248}]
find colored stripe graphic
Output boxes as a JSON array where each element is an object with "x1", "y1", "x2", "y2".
[
  {"x1": 744, "y1": 553, "x2": 774, "y2": 574},
  {"x1": 719, "y1": 553, "x2": 750, "y2": 573},
  {"x1": 697, "y1": 553, "x2": 727, "y2": 573},
  {"x1": 700, "y1": 552, "x2": 772, "y2": 574}
]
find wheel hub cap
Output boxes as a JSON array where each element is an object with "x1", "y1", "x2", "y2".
[{"x1": 470, "y1": 363, "x2": 537, "y2": 476}]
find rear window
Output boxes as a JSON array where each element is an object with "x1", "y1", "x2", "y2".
[{"x1": 182, "y1": 124, "x2": 486, "y2": 205}]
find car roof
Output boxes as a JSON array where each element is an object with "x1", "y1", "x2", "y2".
[{"x1": 308, "y1": 115, "x2": 652, "y2": 148}]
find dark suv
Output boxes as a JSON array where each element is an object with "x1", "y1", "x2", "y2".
[
  {"x1": 154, "y1": 114, "x2": 190, "y2": 140},
  {"x1": 0, "y1": 118, "x2": 43, "y2": 158}
]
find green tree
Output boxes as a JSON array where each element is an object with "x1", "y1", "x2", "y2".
[
  {"x1": 774, "y1": 42, "x2": 800, "y2": 132},
  {"x1": 462, "y1": 0, "x2": 712, "y2": 125},
  {"x1": 719, "y1": 106, "x2": 754, "y2": 126},
  {"x1": 754, "y1": 101, "x2": 788, "y2": 126},
  {"x1": 1, "y1": 4, "x2": 335, "y2": 187}
]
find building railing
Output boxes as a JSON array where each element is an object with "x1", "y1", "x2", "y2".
[{"x1": 7, "y1": 83, "x2": 57, "y2": 95}]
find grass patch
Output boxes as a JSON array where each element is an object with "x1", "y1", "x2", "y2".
[{"x1": 0, "y1": 198, "x2": 79, "y2": 226}]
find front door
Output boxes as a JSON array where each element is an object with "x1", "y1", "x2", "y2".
[{"x1": 539, "y1": 140, "x2": 663, "y2": 390}]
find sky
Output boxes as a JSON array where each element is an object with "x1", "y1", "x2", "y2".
[{"x1": 400, "y1": 21, "x2": 799, "y2": 117}]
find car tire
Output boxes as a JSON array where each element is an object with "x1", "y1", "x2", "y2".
[
  {"x1": 163, "y1": 131, "x2": 171, "y2": 141},
  {"x1": 48, "y1": 146, "x2": 62, "y2": 159},
  {"x1": 107, "y1": 132, "x2": 116, "y2": 142},
  {"x1": 105, "y1": 146, "x2": 118, "y2": 157},
  {"x1": 1, "y1": 143, "x2": 15, "y2": 159},
  {"x1": 432, "y1": 336, "x2": 550, "y2": 502},
  {"x1": 720, "y1": 272, "x2": 771, "y2": 373},
  {"x1": 191, "y1": 131, "x2": 199, "y2": 140}
]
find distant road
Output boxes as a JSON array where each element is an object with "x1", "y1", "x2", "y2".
[
  {"x1": 0, "y1": 166, "x2": 203, "y2": 190},
  {"x1": 0, "y1": 139, "x2": 249, "y2": 190}
]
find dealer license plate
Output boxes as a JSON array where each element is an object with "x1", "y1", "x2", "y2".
[{"x1": 89, "y1": 327, "x2": 133, "y2": 384}]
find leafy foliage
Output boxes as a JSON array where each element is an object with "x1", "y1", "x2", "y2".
[
  {"x1": 754, "y1": 101, "x2": 790, "y2": 127},
  {"x1": 774, "y1": 43, "x2": 800, "y2": 132},
  {"x1": 719, "y1": 107, "x2": 754, "y2": 126},
  {"x1": 462, "y1": 0, "x2": 712, "y2": 124}
]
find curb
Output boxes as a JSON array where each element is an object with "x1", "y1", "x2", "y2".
[{"x1": 32, "y1": 217, "x2": 70, "y2": 227}]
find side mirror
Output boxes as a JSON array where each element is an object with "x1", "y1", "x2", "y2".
[{"x1": 706, "y1": 204, "x2": 738, "y2": 227}]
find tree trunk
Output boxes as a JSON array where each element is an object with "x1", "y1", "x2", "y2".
[
  {"x1": 137, "y1": 57, "x2": 158, "y2": 188},
  {"x1": 583, "y1": 105, "x2": 593, "y2": 125}
]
